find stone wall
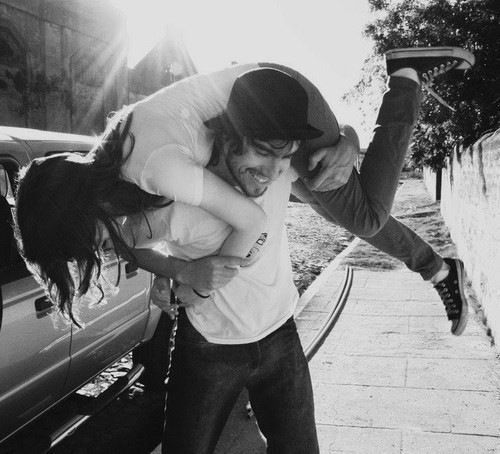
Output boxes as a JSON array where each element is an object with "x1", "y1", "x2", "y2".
[
  {"x1": 0, "y1": 0, "x2": 128, "y2": 134},
  {"x1": 437, "y1": 129, "x2": 500, "y2": 342},
  {"x1": 0, "y1": 1, "x2": 197, "y2": 135}
]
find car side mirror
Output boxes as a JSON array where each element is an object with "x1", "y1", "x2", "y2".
[
  {"x1": 0, "y1": 286, "x2": 3, "y2": 332},
  {"x1": 0, "y1": 165, "x2": 13, "y2": 201}
]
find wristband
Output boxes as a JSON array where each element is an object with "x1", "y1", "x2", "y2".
[{"x1": 193, "y1": 288, "x2": 210, "y2": 299}]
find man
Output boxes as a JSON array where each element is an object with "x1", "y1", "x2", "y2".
[{"x1": 132, "y1": 47, "x2": 474, "y2": 452}]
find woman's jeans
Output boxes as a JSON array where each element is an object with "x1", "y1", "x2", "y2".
[
  {"x1": 162, "y1": 311, "x2": 318, "y2": 454},
  {"x1": 275, "y1": 65, "x2": 444, "y2": 281}
]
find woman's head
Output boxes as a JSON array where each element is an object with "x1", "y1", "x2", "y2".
[
  {"x1": 15, "y1": 153, "x2": 110, "y2": 322},
  {"x1": 14, "y1": 110, "x2": 168, "y2": 322}
]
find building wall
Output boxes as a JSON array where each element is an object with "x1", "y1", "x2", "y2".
[
  {"x1": 0, "y1": 0, "x2": 128, "y2": 134},
  {"x1": 435, "y1": 129, "x2": 500, "y2": 343},
  {"x1": 0, "y1": 1, "x2": 198, "y2": 135},
  {"x1": 128, "y1": 30, "x2": 197, "y2": 101}
]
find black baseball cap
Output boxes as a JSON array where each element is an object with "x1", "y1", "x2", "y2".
[{"x1": 204, "y1": 67, "x2": 324, "y2": 140}]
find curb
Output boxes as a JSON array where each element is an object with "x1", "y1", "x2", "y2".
[{"x1": 295, "y1": 237, "x2": 361, "y2": 317}]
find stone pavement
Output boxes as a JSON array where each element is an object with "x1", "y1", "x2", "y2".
[
  {"x1": 154, "y1": 264, "x2": 500, "y2": 454},
  {"x1": 304, "y1": 267, "x2": 500, "y2": 454}
]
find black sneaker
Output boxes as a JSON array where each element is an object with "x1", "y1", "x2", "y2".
[
  {"x1": 434, "y1": 258, "x2": 468, "y2": 335},
  {"x1": 385, "y1": 47, "x2": 475, "y2": 111}
]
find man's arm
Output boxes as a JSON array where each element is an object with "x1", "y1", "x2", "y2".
[
  {"x1": 130, "y1": 248, "x2": 243, "y2": 291},
  {"x1": 130, "y1": 248, "x2": 243, "y2": 315}
]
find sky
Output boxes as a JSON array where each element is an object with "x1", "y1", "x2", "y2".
[{"x1": 110, "y1": 0, "x2": 375, "y2": 145}]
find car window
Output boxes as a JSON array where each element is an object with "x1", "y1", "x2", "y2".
[{"x1": 0, "y1": 163, "x2": 29, "y2": 284}]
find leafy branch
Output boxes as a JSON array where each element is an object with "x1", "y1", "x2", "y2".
[{"x1": 345, "y1": 0, "x2": 500, "y2": 170}]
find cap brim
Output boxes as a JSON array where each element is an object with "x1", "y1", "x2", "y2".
[{"x1": 204, "y1": 114, "x2": 324, "y2": 140}]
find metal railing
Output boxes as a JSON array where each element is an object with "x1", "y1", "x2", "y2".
[{"x1": 304, "y1": 266, "x2": 353, "y2": 362}]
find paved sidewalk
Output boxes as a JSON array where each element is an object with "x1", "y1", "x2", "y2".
[{"x1": 303, "y1": 267, "x2": 500, "y2": 454}]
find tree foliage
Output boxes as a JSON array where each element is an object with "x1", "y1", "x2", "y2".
[
  {"x1": 342, "y1": 54, "x2": 386, "y2": 142},
  {"x1": 347, "y1": 0, "x2": 500, "y2": 170}
]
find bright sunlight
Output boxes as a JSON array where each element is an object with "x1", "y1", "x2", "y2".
[{"x1": 111, "y1": 0, "x2": 375, "y2": 145}]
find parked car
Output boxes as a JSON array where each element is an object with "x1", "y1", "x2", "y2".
[{"x1": 0, "y1": 126, "x2": 167, "y2": 451}]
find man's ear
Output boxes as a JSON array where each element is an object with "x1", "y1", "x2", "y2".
[{"x1": 208, "y1": 132, "x2": 228, "y2": 167}]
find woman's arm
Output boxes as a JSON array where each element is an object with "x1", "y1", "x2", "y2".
[
  {"x1": 199, "y1": 168, "x2": 267, "y2": 259},
  {"x1": 142, "y1": 148, "x2": 267, "y2": 260}
]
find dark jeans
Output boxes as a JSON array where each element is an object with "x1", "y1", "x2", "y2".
[
  {"x1": 162, "y1": 311, "x2": 318, "y2": 454},
  {"x1": 274, "y1": 65, "x2": 443, "y2": 281}
]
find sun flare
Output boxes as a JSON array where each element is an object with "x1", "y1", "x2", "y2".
[{"x1": 110, "y1": 0, "x2": 375, "y2": 145}]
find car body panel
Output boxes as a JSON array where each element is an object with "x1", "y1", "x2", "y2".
[
  {"x1": 0, "y1": 275, "x2": 71, "y2": 440},
  {"x1": 0, "y1": 127, "x2": 161, "y2": 444},
  {"x1": 65, "y1": 256, "x2": 152, "y2": 393}
]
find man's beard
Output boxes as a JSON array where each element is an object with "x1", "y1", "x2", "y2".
[{"x1": 224, "y1": 153, "x2": 268, "y2": 198}]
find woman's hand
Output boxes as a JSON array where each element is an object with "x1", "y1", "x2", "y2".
[{"x1": 306, "y1": 125, "x2": 360, "y2": 191}]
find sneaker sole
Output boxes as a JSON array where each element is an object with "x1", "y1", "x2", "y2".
[
  {"x1": 385, "y1": 47, "x2": 475, "y2": 70},
  {"x1": 451, "y1": 258, "x2": 468, "y2": 336}
]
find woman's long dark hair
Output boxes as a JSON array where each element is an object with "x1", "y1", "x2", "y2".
[{"x1": 15, "y1": 109, "x2": 170, "y2": 324}]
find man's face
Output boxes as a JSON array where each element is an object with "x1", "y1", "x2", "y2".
[{"x1": 225, "y1": 138, "x2": 299, "y2": 197}]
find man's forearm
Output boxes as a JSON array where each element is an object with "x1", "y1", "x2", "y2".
[
  {"x1": 130, "y1": 247, "x2": 186, "y2": 280},
  {"x1": 130, "y1": 248, "x2": 242, "y2": 291}
]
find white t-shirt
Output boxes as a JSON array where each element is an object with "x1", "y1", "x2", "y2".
[
  {"x1": 132, "y1": 168, "x2": 300, "y2": 344},
  {"x1": 115, "y1": 63, "x2": 345, "y2": 343},
  {"x1": 120, "y1": 63, "x2": 259, "y2": 205}
]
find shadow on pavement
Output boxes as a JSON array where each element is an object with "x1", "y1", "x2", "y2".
[
  {"x1": 49, "y1": 387, "x2": 165, "y2": 454},
  {"x1": 48, "y1": 387, "x2": 265, "y2": 454}
]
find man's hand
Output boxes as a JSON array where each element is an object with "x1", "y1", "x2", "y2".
[
  {"x1": 175, "y1": 255, "x2": 243, "y2": 292},
  {"x1": 306, "y1": 125, "x2": 360, "y2": 191},
  {"x1": 150, "y1": 276, "x2": 214, "y2": 318},
  {"x1": 173, "y1": 283, "x2": 211, "y2": 308},
  {"x1": 150, "y1": 276, "x2": 178, "y2": 320}
]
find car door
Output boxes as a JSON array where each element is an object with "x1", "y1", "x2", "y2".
[
  {"x1": 64, "y1": 239, "x2": 153, "y2": 393},
  {"x1": 14, "y1": 133, "x2": 153, "y2": 395},
  {"x1": 0, "y1": 161, "x2": 71, "y2": 443}
]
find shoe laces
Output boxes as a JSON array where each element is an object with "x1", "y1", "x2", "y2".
[
  {"x1": 421, "y1": 60, "x2": 459, "y2": 112},
  {"x1": 435, "y1": 280, "x2": 460, "y2": 317}
]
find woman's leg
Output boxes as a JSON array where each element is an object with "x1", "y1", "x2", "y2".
[
  {"x1": 286, "y1": 69, "x2": 443, "y2": 279},
  {"x1": 292, "y1": 175, "x2": 443, "y2": 280}
]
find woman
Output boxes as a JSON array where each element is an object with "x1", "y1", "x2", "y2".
[{"x1": 14, "y1": 64, "x2": 330, "y2": 323}]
